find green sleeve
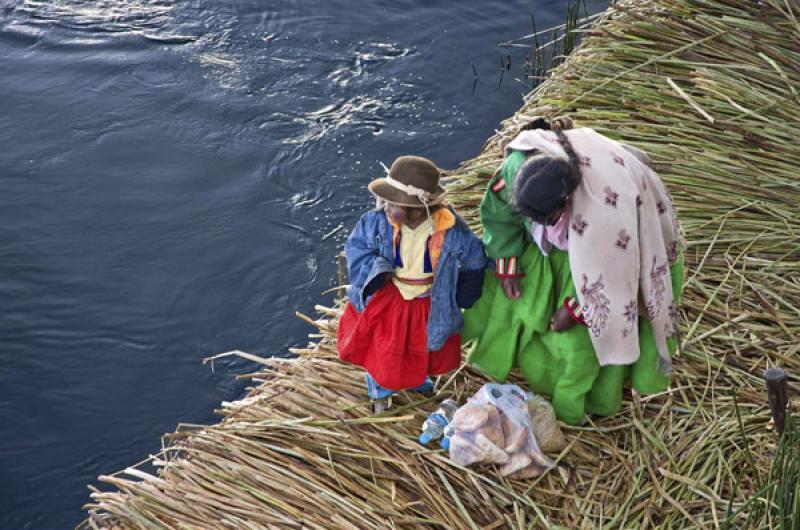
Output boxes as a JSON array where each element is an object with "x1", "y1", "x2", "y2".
[{"x1": 480, "y1": 151, "x2": 528, "y2": 260}]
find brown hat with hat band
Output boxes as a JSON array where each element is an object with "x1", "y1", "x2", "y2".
[{"x1": 368, "y1": 155, "x2": 447, "y2": 208}]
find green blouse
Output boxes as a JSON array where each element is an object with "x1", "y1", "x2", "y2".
[{"x1": 480, "y1": 150, "x2": 533, "y2": 277}]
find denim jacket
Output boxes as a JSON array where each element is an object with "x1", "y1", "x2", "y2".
[{"x1": 344, "y1": 206, "x2": 487, "y2": 351}]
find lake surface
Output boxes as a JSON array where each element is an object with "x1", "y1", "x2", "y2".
[{"x1": 0, "y1": 0, "x2": 601, "y2": 527}]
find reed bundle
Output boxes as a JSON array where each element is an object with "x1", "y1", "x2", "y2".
[{"x1": 81, "y1": 0, "x2": 800, "y2": 528}]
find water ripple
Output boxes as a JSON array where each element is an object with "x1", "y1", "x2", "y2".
[
  {"x1": 10, "y1": 0, "x2": 174, "y2": 32},
  {"x1": 283, "y1": 95, "x2": 385, "y2": 144},
  {"x1": 328, "y1": 41, "x2": 414, "y2": 87}
]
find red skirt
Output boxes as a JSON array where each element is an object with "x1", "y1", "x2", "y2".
[{"x1": 337, "y1": 282, "x2": 461, "y2": 391}]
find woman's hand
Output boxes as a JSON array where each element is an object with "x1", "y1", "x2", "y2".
[
  {"x1": 500, "y1": 277, "x2": 522, "y2": 299},
  {"x1": 550, "y1": 306, "x2": 578, "y2": 332}
]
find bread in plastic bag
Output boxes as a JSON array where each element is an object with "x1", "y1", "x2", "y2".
[{"x1": 444, "y1": 384, "x2": 555, "y2": 477}]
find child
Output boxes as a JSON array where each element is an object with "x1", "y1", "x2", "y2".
[{"x1": 337, "y1": 155, "x2": 486, "y2": 412}]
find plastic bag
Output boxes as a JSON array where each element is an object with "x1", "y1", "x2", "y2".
[
  {"x1": 527, "y1": 394, "x2": 567, "y2": 453},
  {"x1": 447, "y1": 402, "x2": 507, "y2": 465},
  {"x1": 444, "y1": 383, "x2": 555, "y2": 477}
]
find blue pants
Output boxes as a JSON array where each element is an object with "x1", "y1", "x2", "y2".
[{"x1": 365, "y1": 373, "x2": 434, "y2": 400}]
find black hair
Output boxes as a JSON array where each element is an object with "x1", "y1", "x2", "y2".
[
  {"x1": 554, "y1": 125, "x2": 581, "y2": 178},
  {"x1": 511, "y1": 128, "x2": 582, "y2": 224},
  {"x1": 520, "y1": 116, "x2": 551, "y2": 131}
]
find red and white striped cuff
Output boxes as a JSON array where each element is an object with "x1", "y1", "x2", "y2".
[
  {"x1": 494, "y1": 257, "x2": 525, "y2": 279},
  {"x1": 491, "y1": 178, "x2": 506, "y2": 193},
  {"x1": 564, "y1": 297, "x2": 587, "y2": 325}
]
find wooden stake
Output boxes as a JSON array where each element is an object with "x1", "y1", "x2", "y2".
[
  {"x1": 337, "y1": 252, "x2": 346, "y2": 301},
  {"x1": 764, "y1": 367, "x2": 789, "y2": 435}
]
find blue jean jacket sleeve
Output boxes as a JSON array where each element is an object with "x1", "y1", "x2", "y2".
[
  {"x1": 455, "y1": 227, "x2": 487, "y2": 309},
  {"x1": 344, "y1": 212, "x2": 393, "y2": 313}
]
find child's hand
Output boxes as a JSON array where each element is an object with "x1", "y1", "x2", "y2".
[
  {"x1": 550, "y1": 306, "x2": 578, "y2": 332},
  {"x1": 500, "y1": 277, "x2": 522, "y2": 299}
]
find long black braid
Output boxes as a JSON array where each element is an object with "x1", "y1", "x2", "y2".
[{"x1": 553, "y1": 123, "x2": 582, "y2": 185}]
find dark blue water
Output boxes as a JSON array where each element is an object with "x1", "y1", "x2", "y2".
[{"x1": 0, "y1": 1, "x2": 602, "y2": 527}]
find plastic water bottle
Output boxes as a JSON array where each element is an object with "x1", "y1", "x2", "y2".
[
  {"x1": 440, "y1": 423, "x2": 454, "y2": 450},
  {"x1": 419, "y1": 399, "x2": 458, "y2": 445}
]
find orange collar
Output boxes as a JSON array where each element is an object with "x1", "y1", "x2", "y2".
[
  {"x1": 388, "y1": 207, "x2": 455, "y2": 234},
  {"x1": 432, "y1": 207, "x2": 456, "y2": 233}
]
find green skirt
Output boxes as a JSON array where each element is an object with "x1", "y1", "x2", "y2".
[{"x1": 462, "y1": 245, "x2": 684, "y2": 425}]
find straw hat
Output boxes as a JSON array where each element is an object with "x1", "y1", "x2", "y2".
[{"x1": 368, "y1": 156, "x2": 447, "y2": 208}]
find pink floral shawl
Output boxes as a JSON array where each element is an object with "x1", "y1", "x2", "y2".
[{"x1": 507, "y1": 128, "x2": 684, "y2": 372}]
